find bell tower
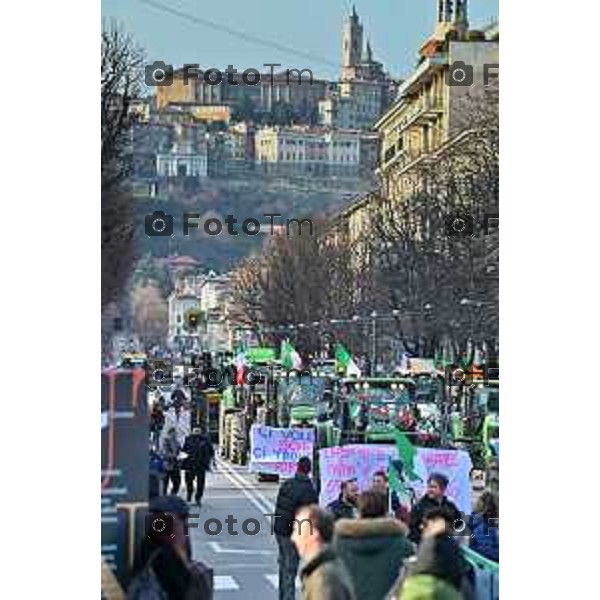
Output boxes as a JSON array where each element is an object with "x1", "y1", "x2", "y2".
[{"x1": 342, "y1": 5, "x2": 363, "y2": 68}]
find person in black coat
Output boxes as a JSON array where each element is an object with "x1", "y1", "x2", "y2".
[
  {"x1": 128, "y1": 495, "x2": 212, "y2": 600},
  {"x1": 273, "y1": 457, "x2": 319, "y2": 600},
  {"x1": 408, "y1": 473, "x2": 462, "y2": 545},
  {"x1": 182, "y1": 428, "x2": 214, "y2": 506}
]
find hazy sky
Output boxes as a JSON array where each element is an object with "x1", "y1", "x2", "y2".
[{"x1": 102, "y1": 0, "x2": 498, "y2": 80}]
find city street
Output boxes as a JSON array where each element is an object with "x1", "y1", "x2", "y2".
[{"x1": 188, "y1": 457, "x2": 296, "y2": 598}]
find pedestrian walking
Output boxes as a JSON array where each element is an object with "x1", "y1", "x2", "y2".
[
  {"x1": 333, "y1": 489, "x2": 413, "y2": 600},
  {"x1": 408, "y1": 473, "x2": 462, "y2": 545},
  {"x1": 182, "y1": 427, "x2": 214, "y2": 506},
  {"x1": 326, "y1": 478, "x2": 358, "y2": 521},
  {"x1": 292, "y1": 504, "x2": 356, "y2": 600},
  {"x1": 273, "y1": 457, "x2": 319, "y2": 600},
  {"x1": 161, "y1": 427, "x2": 181, "y2": 496},
  {"x1": 150, "y1": 401, "x2": 165, "y2": 450}
]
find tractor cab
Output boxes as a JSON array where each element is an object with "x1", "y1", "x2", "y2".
[{"x1": 334, "y1": 377, "x2": 416, "y2": 443}]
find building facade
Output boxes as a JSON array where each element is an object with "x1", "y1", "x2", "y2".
[
  {"x1": 375, "y1": 2, "x2": 499, "y2": 202},
  {"x1": 156, "y1": 68, "x2": 328, "y2": 122},
  {"x1": 319, "y1": 7, "x2": 398, "y2": 131},
  {"x1": 331, "y1": 1, "x2": 498, "y2": 271},
  {"x1": 167, "y1": 271, "x2": 232, "y2": 351},
  {"x1": 255, "y1": 126, "x2": 365, "y2": 177},
  {"x1": 156, "y1": 125, "x2": 208, "y2": 177}
]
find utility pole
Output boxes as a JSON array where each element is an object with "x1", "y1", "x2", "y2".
[{"x1": 371, "y1": 311, "x2": 377, "y2": 374}]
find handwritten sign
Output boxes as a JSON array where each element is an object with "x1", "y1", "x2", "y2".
[
  {"x1": 318, "y1": 445, "x2": 472, "y2": 514},
  {"x1": 318, "y1": 444, "x2": 397, "y2": 506},
  {"x1": 249, "y1": 425, "x2": 315, "y2": 477},
  {"x1": 412, "y1": 447, "x2": 473, "y2": 514}
]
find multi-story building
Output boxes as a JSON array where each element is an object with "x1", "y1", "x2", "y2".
[
  {"x1": 156, "y1": 124, "x2": 208, "y2": 177},
  {"x1": 376, "y1": 1, "x2": 499, "y2": 202},
  {"x1": 255, "y1": 126, "x2": 367, "y2": 177},
  {"x1": 200, "y1": 271, "x2": 231, "y2": 352},
  {"x1": 319, "y1": 8, "x2": 398, "y2": 131},
  {"x1": 167, "y1": 271, "x2": 232, "y2": 351},
  {"x1": 156, "y1": 68, "x2": 329, "y2": 123},
  {"x1": 331, "y1": 1, "x2": 499, "y2": 269},
  {"x1": 168, "y1": 275, "x2": 203, "y2": 349}
]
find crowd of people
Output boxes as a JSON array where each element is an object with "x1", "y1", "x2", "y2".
[
  {"x1": 148, "y1": 395, "x2": 215, "y2": 507},
  {"x1": 275, "y1": 457, "x2": 499, "y2": 600},
  {"x1": 136, "y1": 390, "x2": 498, "y2": 600}
]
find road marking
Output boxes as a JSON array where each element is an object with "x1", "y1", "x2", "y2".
[
  {"x1": 214, "y1": 575, "x2": 240, "y2": 591},
  {"x1": 265, "y1": 574, "x2": 301, "y2": 589},
  {"x1": 208, "y1": 541, "x2": 274, "y2": 556},
  {"x1": 216, "y1": 457, "x2": 275, "y2": 514},
  {"x1": 216, "y1": 458, "x2": 275, "y2": 515},
  {"x1": 216, "y1": 460, "x2": 274, "y2": 517}
]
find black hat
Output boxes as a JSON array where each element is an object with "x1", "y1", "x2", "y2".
[{"x1": 149, "y1": 494, "x2": 189, "y2": 517}]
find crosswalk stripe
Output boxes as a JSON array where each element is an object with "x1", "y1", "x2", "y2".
[
  {"x1": 214, "y1": 575, "x2": 240, "y2": 591},
  {"x1": 264, "y1": 574, "x2": 301, "y2": 589}
]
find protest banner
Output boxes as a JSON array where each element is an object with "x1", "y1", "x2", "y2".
[
  {"x1": 249, "y1": 425, "x2": 315, "y2": 477},
  {"x1": 318, "y1": 444, "x2": 397, "y2": 506},
  {"x1": 319, "y1": 444, "x2": 472, "y2": 514},
  {"x1": 412, "y1": 447, "x2": 473, "y2": 514}
]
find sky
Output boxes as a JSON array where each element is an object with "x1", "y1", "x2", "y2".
[{"x1": 102, "y1": 0, "x2": 499, "y2": 80}]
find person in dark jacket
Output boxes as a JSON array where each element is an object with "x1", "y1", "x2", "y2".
[
  {"x1": 409, "y1": 473, "x2": 462, "y2": 545},
  {"x1": 469, "y1": 491, "x2": 499, "y2": 562},
  {"x1": 326, "y1": 478, "x2": 358, "y2": 521},
  {"x1": 293, "y1": 504, "x2": 356, "y2": 600},
  {"x1": 273, "y1": 457, "x2": 319, "y2": 600},
  {"x1": 333, "y1": 489, "x2": 414, "y2": 600},
  {"x1": 372, "y1": 470, "x2": 403, "y2": 517},
  {"x1": 182, "y1": 427, "x2": 214, "y2": 506},
  {"x1": 128, "y1": 495, "x2": 212, "y2": 600},
  {"x1": 161, "y1": 427, "x2": 181, "y2": 495}
]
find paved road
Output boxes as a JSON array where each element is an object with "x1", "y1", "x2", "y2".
[{"x1": 187, "y1": 457, "x2": 298, "y2": 598}]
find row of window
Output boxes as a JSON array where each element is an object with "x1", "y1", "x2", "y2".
[{"x1": 276, "y1": 153, "x2": 358, "y2": 162}]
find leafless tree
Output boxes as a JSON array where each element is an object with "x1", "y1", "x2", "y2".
[
  {"x1": 101, "y1": 20, "x2": 144, "y2": 309},
  {"x1": 228, "y1": 217, "x2": 359, "y2": 353},
  {"x1": 131, "y1": 283, "x2": 168, "y2": 345},
  {"x1": 368, "y1": 84, "x2": 499, "y2": 359}
]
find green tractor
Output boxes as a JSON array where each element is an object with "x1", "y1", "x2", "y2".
[
  {"x1": 331, "y1": 377, "x2": 415, "y2": 444},
  {"x1": 453, "y1": 379, "x2": 499, "y2": 469}
]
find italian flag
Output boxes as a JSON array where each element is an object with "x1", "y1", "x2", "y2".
[{"x1": 235, "y1": 348, "x2": 247, "y2": 385}]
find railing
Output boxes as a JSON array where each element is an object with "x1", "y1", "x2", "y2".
[{"x1": 462, "y1": 547, "x2": 499, "y2": 600}]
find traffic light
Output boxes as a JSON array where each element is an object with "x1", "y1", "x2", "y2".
[{"x1": 187, "y1": 313, "x2": 199, "y2": 330}]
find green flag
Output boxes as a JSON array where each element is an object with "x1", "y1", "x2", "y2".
[
  {"x1": 391, "y1": 428, "x2": 420, "y2": 483},
  {"x1": 335, "y1": 344, "x2": 351, "y2": 371},
  {"x1": 281, "y1": 339, "x2": 295, "y2": 370}
]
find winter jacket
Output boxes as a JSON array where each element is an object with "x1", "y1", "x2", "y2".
[
  {"x1": 161, "y1": 436, "x2": 180, "y2": 471},
  {"x1": 392, "y1": 534, "x2": 473, "y2": 600},
  {"x1": 182, "y1": 433, "x2": 214, "y2": 472},
  {"x1": 273, "y1": 473, "x2": 319, "y2": 537},
  {"x1": 128, "y1": 543, "x2": 212, "y2": 600},
  {"x1": 469, "y1": 513, "x2": 499, "y2": 563},
  {"x1": 394, "y1": 575, "x2": 464, "y2": 600},
  {"x1": 327, "y1": 498, "x2": 356, "y2": 521},
  {"x1": 333, "y1": 517, "x2": 414, "y2": 600},
  {"x1": 299, "y1": 545, "x2": 356, "y2": 600},
  {"x1": 408, "y1": 496, "x2": 462, "y2": 545}
]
